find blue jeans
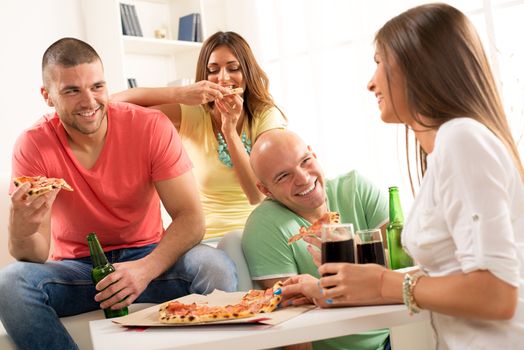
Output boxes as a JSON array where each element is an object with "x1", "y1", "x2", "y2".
[{"x1": 0, "y1": 243, "x2": 237, "y2": 350}]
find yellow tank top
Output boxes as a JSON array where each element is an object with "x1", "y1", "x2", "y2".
[{"x1": 179, "y1": 105, "x2": 286, "y2": 239}]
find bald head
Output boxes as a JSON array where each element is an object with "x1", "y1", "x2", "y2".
[
  {"x1": 250, "y1": 129, "x2": 326, "y2": 218},
  {"x1": 251, "y1": 129, "x2": 309, "y2": 184}
]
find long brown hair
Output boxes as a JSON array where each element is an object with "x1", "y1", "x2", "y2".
[
  {"x1": 375, "y1": 3, "x2": 524, "y2": 190},
  {"x1": 195, "y1": 31, "x2": 286, "y2": 130}
]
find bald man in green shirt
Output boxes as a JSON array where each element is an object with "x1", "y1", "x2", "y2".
[{"x1": 242, "y1": 129, "x2": 389, "y2": 350}]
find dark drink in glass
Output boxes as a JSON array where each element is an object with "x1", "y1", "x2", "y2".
[
  {"x1": 322, "y1": 238, "x2": 355, "y2": 264},
  {"x1": 356, "y1": 241, "x2": 386, "y2": 266}
]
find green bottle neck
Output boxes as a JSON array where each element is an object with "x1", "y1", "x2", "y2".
[
  {"x1": 388, "y1": 188, "x2": 404, "y2": 223},
  {"x1": 87, "y1": 233, "x2": 109, "y2": 268}
]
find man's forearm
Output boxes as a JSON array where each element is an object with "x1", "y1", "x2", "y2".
[
  {"x1": 141, "y1": 211, "x2": 205, "y2": 278},
  {"x1": 8, "y1": 231, "x2": 50, "y2": 263}
]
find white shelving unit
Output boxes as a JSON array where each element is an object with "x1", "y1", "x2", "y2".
[
  {"x1": 122, "y1": 36, "x2": 202, "y2": 55},
  {"x1": 81, "y1": 0, "x2": 224, "y2": 93}
]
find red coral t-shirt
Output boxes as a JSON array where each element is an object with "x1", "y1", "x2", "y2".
[{"x1": 11, "y1": 102, "x2": 192, "y2": 260}]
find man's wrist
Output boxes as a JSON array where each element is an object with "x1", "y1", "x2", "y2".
[
  {"x1": 9, "y1": 230, "x2": 37, "y2": 244},
  {"x1": 140, "y1": 251, "x2": 173, "y2": 279}
]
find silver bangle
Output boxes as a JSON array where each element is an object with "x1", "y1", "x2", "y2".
[{"x1": 402, "y1": 271, "x2": 424, "y2": 315}]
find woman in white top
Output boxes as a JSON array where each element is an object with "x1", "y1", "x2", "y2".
[{"x1": 279, "y1": 3, "x2": 524, "y2": 349}]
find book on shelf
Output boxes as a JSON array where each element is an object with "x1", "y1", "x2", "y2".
[
  {"x1": 195, "y1": 13, "x2": 202, "y2": 42},
  {"x1": 120, "y1": 3, "x2": 143, "y2": 37},
  {"x1": 128, "y1": 4, "x2": 143, "y2": 37},
  {"x1": 119, "y1": 3, "x2": 132, "y2": 36},
  {"x1": 127, "y1": 78, "x2": 138, "y2": 88},
  {"x1": 178, "y1": 13, "x2": 203, "y2": 42}
]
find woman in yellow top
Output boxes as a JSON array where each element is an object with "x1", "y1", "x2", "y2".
[{"x1": 112, "y1": 31, "x2": 287, "y2": 240}]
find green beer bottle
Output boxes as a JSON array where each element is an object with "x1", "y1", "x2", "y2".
[
  {"x1": 386, "y1": 187, "x2": 414, "y2": 270},
  {"x1": 87, "y1": 232, "x2": 128, "y2": 318}
]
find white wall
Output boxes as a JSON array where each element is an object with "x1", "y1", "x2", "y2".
[{"x1": 0, "y1": 0, "x2": 85, "y2": 176}]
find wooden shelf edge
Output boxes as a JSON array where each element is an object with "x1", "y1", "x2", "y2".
[{"x1": 123, "y1": 36, "x2": 202, "y2": 55}]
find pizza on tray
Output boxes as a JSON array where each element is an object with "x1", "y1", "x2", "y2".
[
  {"x1": 159, "y1": 281, "x2": 283, "y2": 324},
  {"x1": 13, "y1": 176, "x2": 74, "y2": 198},
  {"x1": 287, "y1": 211, "x2": 340, "y2": 245}
]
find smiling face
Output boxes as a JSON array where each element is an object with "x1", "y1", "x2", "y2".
[
  {"x1": 42, "y1": 60, "x2": 108, "y2": 137},
  {"x1": 367, "y1": 50, "x2": 410, "y2": 125},
  {"x1": 252, "y1": 130, "x2": 327, "y2": 221},
  {"x1": 207, "y1": 45, "x2": 245, "y2": 93}
]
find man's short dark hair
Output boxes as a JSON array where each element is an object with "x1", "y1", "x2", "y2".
[{"x1": 42, "y1": 37, "x2": 102, "y2": 85}]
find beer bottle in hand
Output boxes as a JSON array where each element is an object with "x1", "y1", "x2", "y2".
[
  {"x1": 386, "y1": 187, "x2": 414, "y2": 270},
  {"x1": 87, "y1": 232, "x2": 128, "y2": 318}
]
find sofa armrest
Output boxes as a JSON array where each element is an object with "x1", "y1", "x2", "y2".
[{"x1": 217, "y1": 230, "x2": 259, "y2": 291}]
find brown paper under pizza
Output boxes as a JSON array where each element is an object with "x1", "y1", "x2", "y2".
[{"x1": 112, "y1": 289, "x2": 314, "y2": 327}]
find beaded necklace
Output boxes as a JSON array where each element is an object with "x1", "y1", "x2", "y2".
[{"x1": 216, "y1": 131, "x2": 252, "y2": 168}]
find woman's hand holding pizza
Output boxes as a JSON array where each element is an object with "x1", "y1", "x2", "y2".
[
  {"x1": 94, "y1": 258, "x2": 154, "y2": 310},
  {"x1": 214, "y1": 93, "x2": 244, "y2": 137},
  {"x1": 179, "y1": 80, "x2": 230, "y2": 105},
  {"x1": 279, "y1": 274, "x2": 325, "y2": 307}
]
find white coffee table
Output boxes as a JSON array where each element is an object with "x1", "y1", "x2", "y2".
[{"x1": 90, "y1": 304, "x2": 431, "y2": 350}]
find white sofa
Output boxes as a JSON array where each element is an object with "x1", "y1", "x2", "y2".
[{"x1": 0, "y1": 170, "x2": 253, "y2": 349}]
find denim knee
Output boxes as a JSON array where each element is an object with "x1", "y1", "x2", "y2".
[
  {"x1": 0, "y1": 262, "x2": 31, "y2": 309},
  {"x1": 183, "y1": 245, "x2": 238, "y2": 293},
  {"x1": 203, "y1": 247, "x2": 238, "y2": 291},
  {"x1": 0, "y1": 262, "x2": 80, "y2": 350}
]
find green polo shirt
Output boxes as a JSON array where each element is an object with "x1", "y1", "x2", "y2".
[{"x1": 242, "y1": 170, "x2": 389, "y2": 350}]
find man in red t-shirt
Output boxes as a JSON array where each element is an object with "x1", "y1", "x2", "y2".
[{"x1": 0, "y1": 38, "x2": 237, "y2": 350}]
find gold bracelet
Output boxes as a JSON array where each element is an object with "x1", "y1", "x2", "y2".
[{"x1": 402, "y1": 271, "x2": 424, "y2": 315}]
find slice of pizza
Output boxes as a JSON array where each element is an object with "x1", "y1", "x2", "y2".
[
  {"x1": 158, "y1": 301, "x2": 256, "y2": 323},
  {"x1": 13, "y1": 176, "x2": 74, "y2": 198},
  {"x1": 287, "y1": 211, "x2": 340, "y2": 245},
  {"x1": 158, "y1": 281, "x2": 283, "y2": 324},
  {"x1": 223, "y1": 87, "x2": 244, "y2": 96},
  {"x1": 239, "y1": 280, "x2": 283, "y2": 314}
]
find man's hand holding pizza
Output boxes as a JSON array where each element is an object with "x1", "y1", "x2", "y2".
[
  {"x1": 287, "y1": 212, "x2": 340, "y2": 267},
  {"x1": 9, "y1": 182, "x2": 59, "y2": 262},
  {"x1": 9, "y1": 176, "x2": 74, "y2": 262},
  {"x1": 303, "y1": 234, "x2": 322, "y2": 267}
]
